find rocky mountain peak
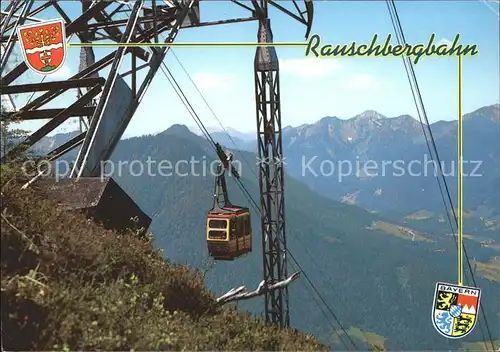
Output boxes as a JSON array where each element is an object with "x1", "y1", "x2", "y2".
[
  {"x1": 352, "y1": 110, "x2": 386, "y2": 121},
  {"x1": 463, "y1": 104, "x2": 500, "y2": 123},
  {"x1": 163, "y1": 124, "x2": 195, "y2": 137}
]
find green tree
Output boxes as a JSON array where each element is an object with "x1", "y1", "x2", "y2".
[
  {"x1": 1, "y1": 49, "x2": 29, "y2": 157},
  {"x1": 0, "y1": 109, "x2": 29, "y2": 157}
]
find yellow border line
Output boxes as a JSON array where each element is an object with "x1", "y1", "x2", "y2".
[
  {"x1": 457, "y1": 54, "x2": 464, "y2": 286},
  {"x1": 67, "y1": 42, "x2": 307, "y2": 48},
  {"x1": 68, "y1": 40, "x2": 470, "y2": 288}
]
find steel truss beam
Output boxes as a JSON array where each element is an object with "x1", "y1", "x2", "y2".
[
  {"x1": 1, "y1": 0, "x2": 311, "y2": 167},
  {"x1": 71, "y1": 0, "x2": 146, "y2": 177},
  {"x1": 1, "y1": 0, "x2": 192, "y2": 164}
]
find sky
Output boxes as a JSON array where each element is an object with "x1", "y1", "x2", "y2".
[{"x1": 3, "y1": 0, "x2": 500, "y2": 137}]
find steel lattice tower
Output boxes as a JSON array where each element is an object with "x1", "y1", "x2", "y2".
[{"x1": 255, "y1": 10, "x2": 288, "y2": 327}]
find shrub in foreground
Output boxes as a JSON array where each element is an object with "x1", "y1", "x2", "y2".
[{"x1": 1, "y1": 172, "x2": 327, "y2": 350}]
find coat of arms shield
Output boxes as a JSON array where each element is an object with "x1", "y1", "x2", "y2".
[
  {"x1": 432, "y1": 282, "x2": 481, "y2": 339},
  {"x1": 16, "y1": 18, "x2": 67, "y2": 75}
]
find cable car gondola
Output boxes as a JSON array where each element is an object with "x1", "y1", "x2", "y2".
[{"x1": 206, "y1": 146, "x2": 252, "y2": 260}]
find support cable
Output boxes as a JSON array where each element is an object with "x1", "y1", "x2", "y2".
[
  {"x1": 155, "y1": 55, "x2": 357, "y2": 350},
  {"x1": 288, "y1": 260, "x2": 356, "y2": 350},
  {"x1": 171, "y1": 46, "x2": 368, "y2": 348},
  {"x1": 386, "y1": 1, "x2": 495, "y2": 349},
  {"x1": 158, "y1": 60, "x2": 260, "y2": 212}
]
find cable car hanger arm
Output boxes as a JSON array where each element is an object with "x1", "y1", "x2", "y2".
[
  {"x1": 216, "y1": 272, "x2": 300, "y2": 305},
  {"x1": 215, "y1": 142, "x2": 240, "y2": 179}
]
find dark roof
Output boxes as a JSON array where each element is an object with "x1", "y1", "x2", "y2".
[
  {"x1": 208, "y1": 205, "x2": 249, "y2": 216},
  {"x1": 37, "y1": 177, "x2": 111, "y2": 210},
  {"x1": 36, "y1": 177, "x2": 152, "y2": 237}
]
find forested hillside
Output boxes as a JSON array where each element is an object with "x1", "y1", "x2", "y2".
[
  {"x1": 108, "y1": 126, "x2": 500, "y2": 350},
  {"x1": 278, "y1": 104, "x2": 500, "y2": 224}
]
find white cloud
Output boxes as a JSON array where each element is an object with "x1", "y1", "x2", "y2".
[
  {"x1": 346, "y1": 74, "x2": 382, "y2": 90},
  {"x1": 191, "y1": 72, "x2": 235, "y2": 92},
  {"x1": 33, "y1": 63, "x2": 72, "y2": 79},
  {"x1": 50, "y1": 64, "x2": 71, "y2": 78},
  {"x1": 279, "y1": 57, "x2": 341, "y2": 78},
  {"x1": 438, "y1": 38, "x2": 452, "y2": 46}
]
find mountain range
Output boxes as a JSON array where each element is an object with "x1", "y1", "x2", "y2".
[
  {"x1": 108, "y1": 125, "x2": 499, "y2": 350},
  {"x1": 282, "y1": 105, "x2": 499, "y2": 218},
  {"x1": 208, "y1": 104, "x2": 500, "y2": 232},
  {"x1": 20, "y1": 104, "x2": 500, "y2": 349},
  {"x1": 188, "y1": 125, "x2": 255, "y2": 146}
]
